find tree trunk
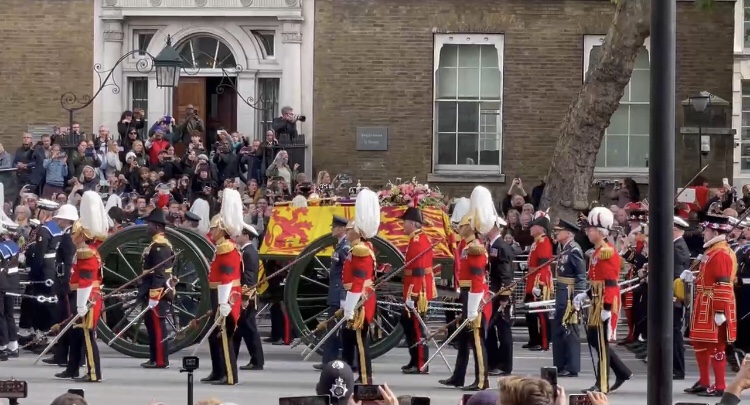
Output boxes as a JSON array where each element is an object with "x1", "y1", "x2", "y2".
[{"x1": 538, "y1": 0, "x2": 651, "y2": 222}]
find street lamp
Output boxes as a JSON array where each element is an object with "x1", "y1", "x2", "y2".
[
  {"x1": 688, "y1": 91, "x2": 713, "y2": 113},
  {"x1": 59, "y1": 34, "x2": 197, "y2": 145}
]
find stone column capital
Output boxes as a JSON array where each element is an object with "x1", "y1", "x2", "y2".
[
  {"x1": 281, "y1": 21, "x2": 302, "y2": 44},
  {"x1": 103, "y1": 19, "x2": 124, "y2": 43}
]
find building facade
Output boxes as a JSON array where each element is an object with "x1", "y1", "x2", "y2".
[
  {"x1": 734, "y1": 0, "x2": 750, "y2": 186},
  {"x1": 312, "y1": 0, "x2": 735, "y2": 195}
]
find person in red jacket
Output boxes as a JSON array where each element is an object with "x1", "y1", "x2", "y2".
[
  {"x1": 200, "y1": 189, "x2": 243, "y2": 386},
  {"x1": 54, "y1": 191, "x2": 108, "y2": 383},
  {"x1": 683, "y1": 214, "x2": 738, "y2": 397},
  {"x1": 524, "y1": 215, "x2": 553, "y2": 351},
  {"x1": 439, "y1": 185, "x2": 494, "y2": 391},
  {"x1": 399, "y1": 206, "x2": 434, "y2": 375},
  {"x1": 574, "y1": 207, "x2": 632, "y2": 394},
  {"x1": 341, "y1": 189, "x2": 380, "y2": 384}
]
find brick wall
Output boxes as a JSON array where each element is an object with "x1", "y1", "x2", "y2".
[
  {"x1": 0, "y1": 0, "x2": 94, "y2": 150},
  {"x1": 313, "y1": 0, "x2": 734, "y2": 198}
]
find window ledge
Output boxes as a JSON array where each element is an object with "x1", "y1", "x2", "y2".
[
  {"x1": 593, "y1": 171, "x2": 649, "y2": 184},
  {"x1": 428, "y1": 173, "x2": 506, "y2": 184}
]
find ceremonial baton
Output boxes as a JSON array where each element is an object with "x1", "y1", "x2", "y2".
[{"x1": 300, "y1": 241, "x2": 441, "y2": 360}]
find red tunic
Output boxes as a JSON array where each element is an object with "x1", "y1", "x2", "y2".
[
  {"x1": 526, "y1": 235, "x2": 554, "y2": 298},
  {"x1": 587, "y1": 242, "x2": 621, "y2": 328},
  {"x1": 403, "y1": 229, "x2": 435, "y2": 300},
  {"x1": 690, "y1": 239, "x2": 737, "y2": 343},
  {"x1": 71, "y1": 244, "x2": 103, "y2": 329},
  {"x1": 453, "y1": 238, "x2": 466, "y2": 290},
  {"x1": 622, "y1": 233, "x2": 645, "y2": 310},
  {"x1": 458, "y1": 237, "x2": 487, "y2": 294},
  {"x1": 344, "y1": 241, "x2": 376, "y2": 323},
  {"x1": 208, "y1": 238, "x2": 242, "y2": 322}
]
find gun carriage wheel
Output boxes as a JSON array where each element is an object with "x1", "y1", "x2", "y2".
[{"x1": 96, "y1": 225, "x2": 211, "y2": 358}]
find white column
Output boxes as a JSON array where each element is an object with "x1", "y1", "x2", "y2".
[
  {"x1": 236, "y1": 72, "x2": 258, "y2": 139},
  {"x1": 147, "y1": 76, "x2": 166, "y2": 131},
  {"x1": 100, "y1": 19, "x2": 125, "y2": 139},
  {"x1": 280, "y1": 20, "x2": 303, "y2": 120}
]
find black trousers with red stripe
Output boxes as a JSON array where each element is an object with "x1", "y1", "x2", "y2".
[
  {"x1": 524, "y1": 294, "x2": 550, "y2": 349},
  {"x1": 269, "y1": 301, "x2": 292, "y2": 344},
  {"x1": 145, "y1": 301, "x2": 169, "y2": 366},
  {"x1": 399, "y1": 304, "x2": 428, "y2": 370}
]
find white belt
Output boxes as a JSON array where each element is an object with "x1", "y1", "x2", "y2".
[
  {"x1": 43, "y1": 253, "x2": 56, "y2": 259},
  {"x1": 6, "y1": 267, "x2": 18, "y2": 274}
]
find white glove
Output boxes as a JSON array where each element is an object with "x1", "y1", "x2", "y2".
[
  {"x1": 600, "y1": 309, "x2": 611, "y2": 321},
  {"x1": 18, "y1": 253, "x2": 25, "y2": 264},
  {"x1": 405, "y1": 299, "x2": 415, "y2": 309},
  {"x1": 339, "y1": 300, "x2": 346, "y2": 309},
  {"x1": 637, "y1": 269, "x2": 646, "y2": 278},
  {"x1": 573, "y1": 293, "x2": 587, "y2": 310},
  {"x1": 467, "y1": 292, "x2": 482, "y2": 320},
  {"x1": 343, "y1": 309, "x2": 355, "y2": 321},
  {"x1": 148, "y1": 299, "x2": 159, "y2": 309},
  {"x1": 77, "y1": 306, "x2": 88, "y2": 318},
  {"x1": 715, "y1": 313, "x2": 727, "y2": 326},
  {"x1": 680, "y1": 270, "x2": 694, "y2": 283},
  {"x1": 219, "y1": 303, "x2": 231, "y2": 317},
  {"x1": 532, "y1": 287, "x2": 542, "y2": 297}
]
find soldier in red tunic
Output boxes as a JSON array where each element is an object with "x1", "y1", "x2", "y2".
[
  {"x1": 200, "y1": 189, "x2": 243, "y2": 386},
  {"x1": 341, "y1": 189, "x2": 380, "y2": 384},
  {"x1": 620, "y1": 202, "x2": 648, "y2": 349},
  {"x1": 574, "y1": 207, "x2": 632, "y2": 394},
  {"x1": 400, "y1": 206, "x2": 434, "y2": 375},
  {"x1": 439, "y1": 185, "x2": 494, "y2": 391},
  {"x1": 524, "y1": 214, "x2": 553, "y2": 351},
  {"x1": 683, "y1": 214, "x2": 738, "y2": 397},
  {"x1": 54, "y1": 191, "x2": 108, "y2": 382}
]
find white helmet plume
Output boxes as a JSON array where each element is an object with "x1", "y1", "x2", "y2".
[
  {"x1": 0, "y1": 182, "x2": 10, "y2": 224},
  {"x1": 451, "y1": 197, "x2": 470, "y2": 224},
  {"x1": 219, "y1": 188, "x2": 244, "y2": 237},
  {"x1": 105, "y1": 194, "x2": 122, "y2": 212},
  {"x1": 469, "y1": 186, "x2": 496, "y2": 235},
  {"x1": 354, "y1": 188, "x2": 380, "y2": 239},
  {"x1": 79, "y1": 191, "x2": 109, "y2": 238},
  {"x1": 588, "y1": 206, "x2": 614, "y2": 230},
  {"x1": 190, "y1": 198, "x2": 211, "y2": 234}
]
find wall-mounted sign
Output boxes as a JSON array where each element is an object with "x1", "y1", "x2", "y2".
[{"x1": 356, "y1": 127, "x2": 388, "y2": 151}]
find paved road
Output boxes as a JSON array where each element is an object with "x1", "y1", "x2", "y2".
[{"x1": 0, "y1": 328, "x2": 726, "y2": 405}]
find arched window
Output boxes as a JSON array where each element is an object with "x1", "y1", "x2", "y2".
[{"x1": 177, "y1": 36, "x2": 237, "y2": 69}]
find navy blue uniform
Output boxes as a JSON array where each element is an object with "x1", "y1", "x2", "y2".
[
  {"x1": 0, "y1": 241, "x2": 20, "y2": 353},
  {"x1": 139, "y1": 233, "x2": 173, "y2": 367},
  {"x1": 51, "y1": 226, "x2": 76, "y2": 364},
  {"x1": 29, "y1": 221, "x2": 63, "y2": 331},
  {"x1": 552, "y1": 239, "x2": 586, "y2": 375},
  {"x1": 673, "y1": 236, "x2": 692, "y2": 378},
  {"x1": 485, "y1": 234, "x2": 514, "y2": 374},
  {"x1": 323, "y1": 236, "x2": 349, "y2": 363},
  {"x1": 234, "y1": 242, "x2": 265, "y2": 368}
]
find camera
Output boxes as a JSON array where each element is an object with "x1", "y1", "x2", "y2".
[
  {"x1": 182, "y1": 355, "x2": 199, "y2": 372},
  {"x1": 294, "y1": 114, "x2": 307, "y2": 122},
  {"x1": 0, "y1": 380, "x2": 27, "y2": 400}
]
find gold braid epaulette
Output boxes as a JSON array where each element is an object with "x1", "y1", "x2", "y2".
[
  {"x1": 468, "y1": 242, "x2": 486, "y2": 256},
  {"x1": 77, "y1": 246, "x2": 95, "y2": 260},
  {"x1": 351, "y1": 244, "x2": 371, "y2": 258},
  {"x1": 152, "y1": 234, "x2": 172, "y2": 248},
  {"x1": 598, "y1": 246, "x2": 613, "y2": 260},
  {"x1": 215, "y1": 239, "x2": 236, "y2": 255}
]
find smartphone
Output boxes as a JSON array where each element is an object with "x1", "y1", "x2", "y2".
[
  {"x1": 461, "y1": 394, "x2": 474, "y2": 405},
  {"x1": 411, "y1": 397, "x2": 430, "y2": 405},
  {"x1": 278, "y1": 396, "x2": 331, "y2": 405},
  {"x1": 68, "y1": 389, "x2": 84, "y2": 398},
  {"x1": 353, "y1": 384, "x2": 383, "y2": 402},
  {"x1": 723, "y1": 178, "x2": 730, "y2": 186},
  {"x1": 568, "y1": 394, "x2": 591, "y2": 405},
  {"x1": 541, "y1": 367, "x2": 558, "y2": 400}
]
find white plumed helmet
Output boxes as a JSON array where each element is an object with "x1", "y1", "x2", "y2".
[
  {"x1": 76, "y1": 191, "x2": 109, "y2": 239},
  {"x1": 105, "y1": 194, "x2": 122, "y2": 212},
  {"x1": 353, "y1": 188, "x2": 380, "y2": 239},
  {"x1": 451, "y1": 197, "x2": 470, "y2": 224},
  {"x1": 469, "y1": 186, "x2": 496, "y2": 235},
  {"x1": 190, "y1": 198, "x2": 211, "y2": 234},
  {"x1": 219, "y1": 188, "x2": 244, "y2": 237},
  {"x1": 54, "y1": 204, "x2": 79, "y2": 222},
  {"x1": 291, "y1": 195, "x2": 308, "y2": 208},
  {"x1": 587, "y1": 206, "x2": 614, "y2": 230}
]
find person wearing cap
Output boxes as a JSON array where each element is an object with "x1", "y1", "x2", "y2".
[
  {"x1": 523, "y1": 213, "x2": 553, "y2": 352},
  {"x1": 182, "y1": 211, "x2": 202, "y2": 230},
  {"x1": 233, "y1": 222, "x2": 264, "y2": 371},
  {"x1": 26, "y1": 199, "x2": 64, "y2": 344},
  {"x1": 551, "y1": 218, "x2": 586, "y2": 378},
  {"x1": 55, "y1": 191, "x2": 107, "y2": 382},
  {"x1": 313, "y1": 215, "x2": 350, "y2": 371},
  {"x1": 620, "y1": 202, "x2": 648, "y2": 348},
  {"x1": 41, "y1": 204, "x2": 79, "y2": 366},
  {"x1": 439, "y1": 186, "x2": 494, "y2": 391},
  {"x1": 136, "y1": 209, "x2": 174, "y2": 369},
  {"x1": 681, "y1": 214, "x2": 738, "y2": 397},
  {"x1": 316, "y1": 360, "x2": 355, "y2": 405},
  {"x1": 340, "y1": 189, "x2": 380, "y2": 384},
  {"x1": 484, "y1": 215, "x2": 514, "y2": 377},
  {"x1": 399, "y1": 206, "x2": 433, "y2": 375},
  {"x1": 201, "y1": 189, "x2": 244, "y2": 386},
  {"x1": 670, "y1": 215, "x2": 693, "y2": 380},
  {"x1": 573, "y1": 207, "x2": 631, "y2": 394}
]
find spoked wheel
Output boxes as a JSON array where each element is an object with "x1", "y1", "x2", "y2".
[
  {"x1": 284, "y1": 234, "x2": 406, "y2": 359},
  {"x1": 96, "y1": 225, "x2": 211, "y2": 358}
]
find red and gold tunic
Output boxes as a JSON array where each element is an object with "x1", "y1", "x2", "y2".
[
  {"x1": 453, "y1": 237, "x2": 466, "y2": 290},
  {"x1": 403, "y1": 229, "x2": 435, "y2": 302},
  {"x1": 587, "y1": 241, "x2": 620, "y2": 327},
  {"x1": 621, "y1": 231, "x2": 646, "y2": 310},
  {"x1": 526, "y1": 235, "x2": 554, "y2": 300},
  {"x1": 72, "y1": 243, "x2": 103, "y2": 329},
  {"x1": 208, "y1": 238, "x2": 242, "y2": 322},
  {"x1": 690, "y1": 238, "x2": 737, "y2": 343},
  {"x1": 344, "y1": 240, "x2": 376, "y2": 323},
  {"x1": 459, "y1": 237, "x2": 488, "y2": 319}
]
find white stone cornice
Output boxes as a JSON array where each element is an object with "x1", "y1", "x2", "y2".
[
  {"x1": 103, "y1": 20, "x2": 124, "y2": 43},
  {"x1": 281, "y1": 20, "x2": 302, "y2": 43}
]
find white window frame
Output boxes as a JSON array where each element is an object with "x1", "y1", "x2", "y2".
[
  {"x1": 584, "y1": 35, "x2": 651, "y2": 177},
  {"x1": 131, "y1": 29, "x2": 157, "y2": 58},
  {"x1": 432, "y1": 33, "x2": 504, "y2": 174},
  {"x1": 744, "y1": 2, "x2": 750, "y2": 51},
  {"x1": 740, "y1": 81, "x2": 750, "y2": 172}
]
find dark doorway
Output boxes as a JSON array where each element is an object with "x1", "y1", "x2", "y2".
[{"x1": 206, "y1": 76, "x2": 237, "y2": 134}]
